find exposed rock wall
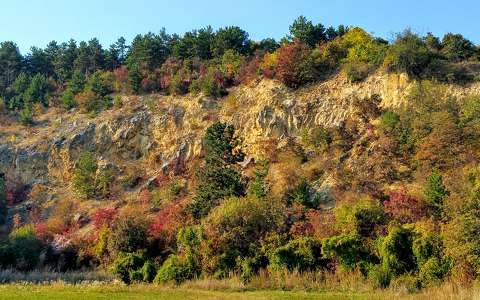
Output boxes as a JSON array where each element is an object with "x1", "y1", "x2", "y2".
[{"x1": 2, "y1": 72, "x2": 480, "y2": 189}]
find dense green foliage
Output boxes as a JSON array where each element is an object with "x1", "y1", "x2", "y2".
[
  {"x1": 1, "y1": 225, "x2": 42, "y2": 271},
  {"x1": 189, "y1": 123, "x2": 245, "y2": 218},
  {"x1": 72, "y1": 152, "x2": 113, "y2": 199},
  {"x1": 423, "y1": 171, "x2": 449, "y2": 218},
  {"x1": 72, "y1": 152, "x2": 98, "y2": 198},
  {"x1": 270, "y1": 237, "x2": 325, "y2": 271}
]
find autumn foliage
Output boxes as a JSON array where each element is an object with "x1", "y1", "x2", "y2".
[
  {"x1": 274, "y1": 42, "x2": 318, "y2": 88},
  {"x1": 384, "y1": 189, "x2": 427, "y2": 223},
  {"x1": 91, "y1": 207, "x2": 118, "y2": 229}
]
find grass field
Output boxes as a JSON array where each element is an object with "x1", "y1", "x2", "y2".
[
  {"x1": 0, "y1": 285, "x2": 378, "y2": 300},
  {"x1": 0, "y1": 284, "x2": 476, "y2": 300}
]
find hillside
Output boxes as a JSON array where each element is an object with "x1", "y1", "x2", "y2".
[
  {"x1": 0, "y1": 72, "x2": 420, "y2": 221},
  {"x1": 2, "y1": 16, "x2": 480, "y2": 293}
]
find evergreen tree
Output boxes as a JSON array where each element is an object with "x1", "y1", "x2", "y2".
[
  {"x1": 73, "y1": 152, "x2": 98, "y2": 198},
  {"x1": 213, "y1": 26, "x2": 251, "y2": 57},
  {"x1": 289, "y1": 16, "x2": 326, "y2": 47},
  {"x1": 0, "y1": 41, "x2": 22, "y2": 96},
  {"x1": 424, "y1": 171, "x2": 449, "y2": 218},
  {"x1": 189, "y1": 123, "x2": 245, "y2": 218},
  {"x1": 128, "y1": 63, "x2": 142, "y2": 94},
  {"x1": 24, "y1": 74, "x2": 50, "y2": 106}
]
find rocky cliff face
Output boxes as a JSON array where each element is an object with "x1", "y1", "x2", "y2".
[{"x1": 1, "y1": 72, "x2": 480, "y2": 197}]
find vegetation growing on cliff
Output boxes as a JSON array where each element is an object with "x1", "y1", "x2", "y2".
[
  {"x1": 1, "y1": 16, "x2": 480, "y2": 295},
  {"x1": 0, "y1": 16, "x2": 479, "y2": 123}
]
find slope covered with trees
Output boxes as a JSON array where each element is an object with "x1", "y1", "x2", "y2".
[{"x1": 1, "y1": 17, "x2": 480, "y2": 293}]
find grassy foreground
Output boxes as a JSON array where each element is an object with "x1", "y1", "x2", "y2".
[
  {"x1": 0, "y1": 284, "x2": 378, "y2": 300},
  {"x1": 0, "y1": 284, "x2": 477, "y2": 300}
]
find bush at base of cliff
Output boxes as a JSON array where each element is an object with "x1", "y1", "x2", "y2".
[
  {"x1": 154, "y1": 255, "x2": 200, "y2": 284},
  {"x1": 269, "y1": 237, "x2": 325, "y2": 272},
  {"x1": 110, "y1": 252, "x2": 146, "y2": 284}
]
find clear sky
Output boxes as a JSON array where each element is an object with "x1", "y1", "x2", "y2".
[{"x1": 2, "y1": 0, "x2": 479, "y2": 53}]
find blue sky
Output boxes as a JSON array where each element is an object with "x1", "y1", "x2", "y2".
[{"x1": 2, "y1": 0, "x2": 479, "y2": 53}]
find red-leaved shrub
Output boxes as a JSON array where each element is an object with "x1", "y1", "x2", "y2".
[
  {"x1": 275, "y1": 41, "x2": 317, "y2": 88},
  {"x1": 149, "y1": 200, "x2": 186, "y2": 243},
  {"x1": 35, "y1": 219, "x2": 69, "y2": 243},
  {"x1": 384, "y1": 189, "x2": 427, "y2": 223},
  {"x1": 91, "y1": 207, "x2": 117, "y2": 229}
]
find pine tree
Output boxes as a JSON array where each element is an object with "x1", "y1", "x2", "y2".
[
  {"x1": 189, "y1": 123, "x2": 245, "y2": 218},
  {"x1": 424, "y1": 171, "x2": 449, "y2": 218}
]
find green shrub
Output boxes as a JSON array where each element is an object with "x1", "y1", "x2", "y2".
[
  {"x1": 176, "y1": 226, "x2": 204, "y2": 255},
  {"x1": 220, "y1": 49, "x2": 242, "y2": 81},
  {"x1": 200, "y1": 70, "x2": 223, "y2": 98},
  {"x1": 334, "y1": 198, "x2": 385, "y2": 237},
  {"x1": 418, "y1": 257, "x2": 450, "y2": 287},
  {"x1": 341, "y1": 27, "x2": 387, "y2": 66},
  {"x1": 75, "y1": 72, "x2": 113, "y2": 113},
  {"x1": 190, "y1": 162, "x2": 245, "y2": 218},
  {"x1": 24, "y1": 73, "x2": 51, "y2": 107},
  {"x1": 289, "y1": 179, "x2": 320, "y2": 209},
  {"x1": 205, "y1": 196, "x2": 282, "y2": 258},
  {"x1": 323, "y1": 199, "x2": 385, "y2": 273},
  {"x1": 368, "y1": 224, "x2": 418, "y2": 288},
  {"x1": 322, "y1": 233, "x2": 377, "y2": 272},
  {"x1": 86, "y1": 71, "x2": 113, "y2": 97},
  {"x1": 154, "y1": 255, "x2": 182, "y2": 283},
  {"x1": 73, "y1": 152, "x2": 113, "y2": 199},
  {"x1": 379, "y1": 111, "x2": 400, "y2": 133},
  {"x1": 248, "y1": 160, "x2": 270, "y2": 199},
  {"x1": 73, "y1": 152, "x2": 97, "y2": 198},
  {"x1": 189, "y1": 79, "x2": 200, "y2": 94},
  {"x1": 95, "y1": 168, "x2": 114, "y2": 199},
  {"x1": 8, "y1": 225, "x2": 42, "y2": 271},
  {"x1": 368, "y1": 264, "x2": 392, "y2": 289},
  {"x1": 238, "y1": 257, "x2": 256, "y2": 282},
  {"x1": 141, "y1": 260, "x2": 157, "y2": 283},
  {"x1": 111, "y1": 252, "x2": 145, "y2": 284},
  {"x1": 442, "y1": 170, "x2": 480, "y2": 277},
  {"x1": 190, "y1": 123, "x2": 246, "y2": 218},
  {"x1": 377, "y1": 224, "x2": 416, "y2": 277},
  {"x1": 60, "y1": 88, "x2": 76, "y2": 109},
  {"x1": 412, "y1": 225, "x2": 443, "y2": 267},
  {"x1": 68, "y1": 70, "x2": 86, "y2": 94},
  {"x1": 383, "y1": 30, "x2": 432, "y2": 77},
  {"x1": 300, "y1": 126, "x2": 332, "y2": 152},
  {"x1": 460, "y1": 95, "x2": 480, "y2": 132},
  {"x1": 19, "y1": 104, "x2": 33, "y2": 125},
  {"x1": 203, "y1": 122, "x2": 244, "y2": 164},
  {"x1": 311, "y1": 40, "x2": 346, "y2": 70},
  {"x1": 441, "y1": 33, "x2": 476, "y2": 62},
  {"x1": 128, "y1": 64, "x2": 142, "y2": 94},
  {"x1": 270, "y1": 237, "x2": 324, "y2": 271},
  {"x1": 154, "y1": 255, "x2": 199, "y2": 284}
]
